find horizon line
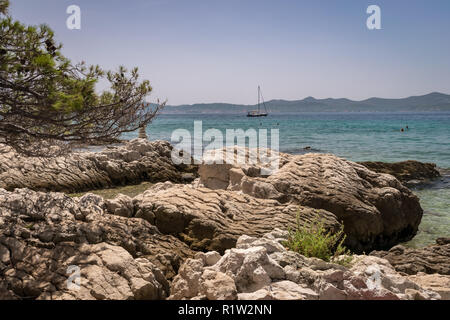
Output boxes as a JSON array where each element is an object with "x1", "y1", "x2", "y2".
[{"x1": 151, "y1": 91, "x2": 450, "y2": 107}]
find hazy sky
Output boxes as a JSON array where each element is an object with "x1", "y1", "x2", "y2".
[{"x1": 9, "y1": 0, "x2": 450, "y2": 105}]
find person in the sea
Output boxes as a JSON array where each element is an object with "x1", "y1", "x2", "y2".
[{"x1": 401, "y1": 128, "x2": 405, "y2": 132}]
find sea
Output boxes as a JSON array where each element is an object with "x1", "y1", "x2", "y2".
[{"x1": 122, "y1": 112, "x2": 450, "y2": 247}]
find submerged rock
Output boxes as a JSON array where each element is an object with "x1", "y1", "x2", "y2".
[
  {"x1": 0, "y1": 139, "x2": 195, "y2": 193},
  {"x1": 359, "y1": 160, "x2": 441, "y2": 186},
  {"x1": 370, "y1": 238, "x2": 450, "y2": 275},
  {"x1": 0, "y1": 188, "x2": 193, "y2": 300},
  {"x1": 169, "y1": 230, "x2": 442, "y2": 300}
]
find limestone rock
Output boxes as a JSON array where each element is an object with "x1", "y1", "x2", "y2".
[
  {"x1": 198, "y1": 151, "x2": 423, "y2": 252},
  {"x1": 0, "y1": 139, "x2": 195, "y2": 193},
  {"x1": 213, "y1": 246, "x2": 286, "y2": 292},
  {"x1": 0, "y1": 188, "x2": 193, "y2": 300},
  {"x1": 199, "y1": 269, "x2": 237, "y2": 300},
  {"x1": 371, "y1": 239, "x2": 450, "y2": 275},
  {"x1": 1, "y1": 239, "x2": 170, "y2": 300},
  {"x1": 105, "y1": 194, "x2": 134, "y2": 217},
  {"x1": 133, "y1": 183, "x2": 341, "y2": 253},
  {"x1": 170, "y1": 230, "x2": 442, "y2": 300},
  {"x1": 269, "y1": 281, "x2": 319, "y2": 300},
  {"x1": 407, "y1": 273, "x2": 450, "y2": 300},
  {"x1": 359, "y1": 160, "x2": 441, "y2": 185}
]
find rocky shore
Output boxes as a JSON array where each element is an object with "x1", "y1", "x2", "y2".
[
  {"x1": 0, "y1": 139, "x2": 448, "y2": 300},
  {"x1": 0, "y1": 139, "x2": 196, "y2": 193}
]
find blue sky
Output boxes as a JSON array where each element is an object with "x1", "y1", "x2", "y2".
[{"x1": 9, "y1": 0, "x2": 450, "y2": 105}]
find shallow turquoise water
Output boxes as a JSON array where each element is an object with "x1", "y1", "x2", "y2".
[
  {"x1": 123, "y1": 112, "x2": 450, "y2": 247},
  {"x1": 137, "y1": 112, "x2": 450, "y2": 167},
  {"x1": 410, "y1": 186, "x2": 450, "y2": 247}
]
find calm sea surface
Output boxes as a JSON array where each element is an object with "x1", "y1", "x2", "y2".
[{"x1": 123, "y1": 112, "x2": 450, "y2": 247}]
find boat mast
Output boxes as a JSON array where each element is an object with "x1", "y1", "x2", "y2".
[{"x1": 258, "y1": 86, "x2": 260, "y2": 113}]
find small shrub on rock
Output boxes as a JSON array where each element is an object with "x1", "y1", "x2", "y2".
[{"x1": 284, "y1": 213, "x2": 352, "y2": 265}]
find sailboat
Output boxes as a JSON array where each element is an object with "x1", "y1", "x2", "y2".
[{"x1": 247, "y1": 86, "x2": 269, "y2": 117}]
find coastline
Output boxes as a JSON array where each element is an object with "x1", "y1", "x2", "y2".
[
  {"x1": 2, "y1": 138, "x2": 447, "y2": 246},
  {"x1": 2, "y1": 0, "x2": 449, "y2": 303},
  {"x1": 0, "y1": 139, "x2": 448, "y2": 300},
  {"x1": 70, "y1": 137, "x2": 450, "y2": 249}
]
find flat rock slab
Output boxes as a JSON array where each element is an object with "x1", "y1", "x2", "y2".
[
  {"x1": 407, "y1": 273, "x2": 450, "y2": 300},
  {"x1": 0, "y1": 139, "x2": 194, "y2": 193}
]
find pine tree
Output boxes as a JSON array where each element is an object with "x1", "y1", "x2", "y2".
[{"x1": 0, "y1": 0, "x2": 163, "y2": 156}]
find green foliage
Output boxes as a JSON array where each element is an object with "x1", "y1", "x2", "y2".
[
  {"x1": 0, "y1": 0, "x2": 9, "y2": 15},
  {"x1": 284, "y1": 213, "x2": 352, "y2": 265},
  {"x1": 32, "y1": 53, "x2": 56, "y2": 68}
]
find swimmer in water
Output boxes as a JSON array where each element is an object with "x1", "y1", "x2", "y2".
[{"x1": 401, "y1": 128, "x2": 405, "y2": 132}]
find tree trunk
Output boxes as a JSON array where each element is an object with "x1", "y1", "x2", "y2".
[{"x1": 138, "y1": 125, "x2": 148, "y2": 140}]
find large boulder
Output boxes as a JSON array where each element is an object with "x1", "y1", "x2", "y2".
[
  {"x1": 0, "y1": 188, "x2": 194, "y2": 299},
  {"x1": 0, "y1": 139, "x2": 196, "y2": 193},
  {"x1": 131, "y1": 183, "x2": 341, "y2": 253},
  {"x1": 198, "y1": 150, "x2": 423, "y2": 252},
  {"x1": 370, "y1": 238, "x2": 450, "y2": 275},
  {"x1": 169, "y1": 230, "x2": 442, "y2": 300}
]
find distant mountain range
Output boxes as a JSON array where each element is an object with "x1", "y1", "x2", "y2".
[{"x1": 159, "y1": 92, "x2": 450, "y2": 114}]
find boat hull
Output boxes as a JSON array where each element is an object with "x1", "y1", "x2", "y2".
[{"x1": 247, "y1": 113, "x2": 268, "y2": 117}]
